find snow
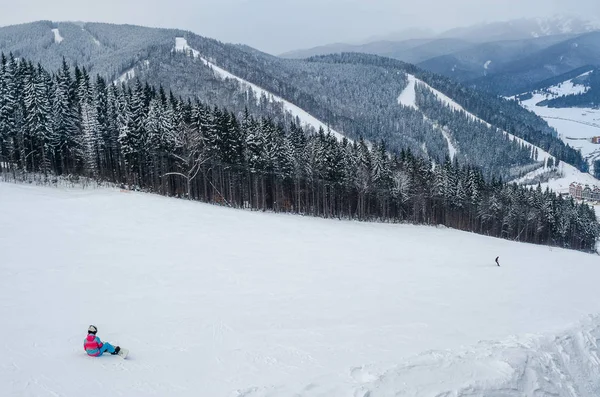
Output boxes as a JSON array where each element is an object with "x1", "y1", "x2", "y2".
[
  {"x1": 2, "y1": 182, "x2": 600, "y2": 396},
  {"x1": 484, "y1": 60, "x2": 492, "y2": 70},
  {"x1": 515, "y1": 72, "x2": 600, "y2": 184},
  {"x1": 440, "y1": 127, "x2": 457, "y2": 160},
  {"x1": 354, "y1": 315, "x2": 600, "y2": 397},
  {"x1": 405, "y1": 74, "x2": 580, "y2": 184},
  {"x1": 175, "y1": 37, "x2": 200, "y2": 58},
  {"x1": 398, "y1": 75, "x2": 457, "y2": 160},
  {"x1": 399, "y1": 73, "x2": 548, "y2": 164},
  {"x1": 397, "y1": 73, "x2": 417, "y2": 109},
  {"x1": 547, "y1": 162, "x2": 599, "y2": 192},
  {"x1": 516, "y1": 160, "x2": 600, "y2": 194},
  {"x1": 115, "y1": 67, "x2": 136, "y2": 84},
  {"x1": 174, "y1": 38, "x2": 345, "y2": 141},
  {"x1": 92, "y1": 37, "x2": 101, "y2": 46},
  {"x1": 546, "y1": 75, "x2": 590, "y2": 97},
  {"x1": 114, "y1": 61, "x2": 151, "y2": 85},
  {"x1": 51, "y1": 28, "x2": 64, "y2": 44}
]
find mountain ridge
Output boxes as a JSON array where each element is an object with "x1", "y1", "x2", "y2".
[{"x1": 0, "y1": 20, "x2": 589, "y2": 179}]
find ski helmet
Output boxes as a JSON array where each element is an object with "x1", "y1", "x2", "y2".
[{"x1": 88, "y1": 325, "x2": 98, "y2": 334}]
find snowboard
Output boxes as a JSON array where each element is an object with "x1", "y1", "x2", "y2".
[{"x1": 117, "y1": 347, "x2": 129, "y2": 359}]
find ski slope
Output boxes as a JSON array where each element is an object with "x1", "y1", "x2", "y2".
[
  {"x1": 398, "y1": 74, "x2": 457, "y2": 160},
  {"x1": 174, "y1": 38, "x2": 345, "y2": 141},
  {"x1": 51, "y1": 28, "x2": 64, "y2": 44},
  {"x1": 398, "y1": 73, "x2": 555, "y2": 167},
  {"x1": 397, "y1": 74, "x2": 417, "y2": 109},
  {"x1": 1, "y1": 182, "x2": 600, "y2": 397},
  {"x1": 401, "y1": 72, "x2": 598, "y2": 188}
]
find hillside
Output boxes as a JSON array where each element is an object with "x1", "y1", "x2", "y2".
[
  {"x1": 279, "y1": 16, "x2": 600, "y2": 98},
  {"x1": 418, "y1": 34, "x2": 575, "y2": 83},
  {"x1": 0, "y1": 21, "x2": 586, "y2": 180},
  {"x1": 537, "y1": 67, "x2": 600, "y2": 108},
  {"x1": 513, "y1": 70, "x2": 600, "y2": 180},
  {"x1": 280, "y1": 38, "x2": 475, "y2": 64},
  {"x1": 471, "y1": 31, "x2": 600, "y2": 95},
  {"x1": 1, "y1": 182, "x2": 600, "y2": 396}
]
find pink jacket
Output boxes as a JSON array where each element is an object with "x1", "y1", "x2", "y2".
[{"x1": 84, "y1": 334, "x2": 103, "y2": 356}]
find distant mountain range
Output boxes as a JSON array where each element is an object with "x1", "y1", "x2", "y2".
[
  {"x1": 281, "y1": 16, "x2": 600, "y2": 96},
  {"x1": 282, "y1": 16, "x2": 600, "y2": 58},
  {"x1": 424, "y1": 31, "x2": 600, "y2": 95},
  {"x1": 439, "y1": 16, "x2": 600, "y2": 42}
]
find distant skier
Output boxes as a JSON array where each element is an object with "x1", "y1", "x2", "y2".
[
  {"x1": 84, "y1": 325, "x2": 121, "y2": 357},
  {"x1": 495, "y1": 256, "x2": 500, "y2": 267}
]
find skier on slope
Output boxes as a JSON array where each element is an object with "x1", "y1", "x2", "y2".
[
  {"x1": 84, "y1": 325, "x2": 121, "y2": 357},
  {"x1": 495, "y1": 256, "x2": 500, "y2": 267}
]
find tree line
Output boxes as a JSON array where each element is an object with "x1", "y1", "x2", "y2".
[{"x1": 0, "y1": 54, "x2": 598, "y2": 252}]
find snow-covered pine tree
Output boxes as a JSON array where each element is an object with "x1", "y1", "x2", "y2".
[{"x1": 23, "y1": 63, "x2": 52, "y2": 174}]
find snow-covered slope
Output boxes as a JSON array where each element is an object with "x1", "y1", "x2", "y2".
[
  {"x1": 397, "y1": 74, "x2": 417, "y2": 110},
  {"x1": 401, "y1": 72, "x2": 599, "y2": 188},
  {"x1": 1, "y1": 182, "x2": 600, "y2": 397},
  {"x1": 114, "y1": 60, "x2": 150, "y2": 85},
  {"x1": 398, "y1": 73, "x2": 550, "y2": 164},
  {"x1": 351, "y1": 315, "x2": 600, "y2": 397},
  {"x1": 516, "y1": 73, "x2": 600, "y2": 185},
  {"x1": 115, "y1": 67, "x2": 136, "y2": 84},
  {"x1": 51, "y1": 28, "x2": 64, "y2": 44},
  {"x1": 398, "y1": 74, "x2": 457, "y2": 160},
  {"x1": 174, "y1": 37, "x2": 345, "y2": 141}
]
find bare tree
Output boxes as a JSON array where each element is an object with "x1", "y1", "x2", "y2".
[{"x1": 162, "y1": 122, "x2": 210, "y2": 199}]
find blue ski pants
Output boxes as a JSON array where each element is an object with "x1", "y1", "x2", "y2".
[{"x1": 98, "y1": 342, "x2": 116, "y2": 356}]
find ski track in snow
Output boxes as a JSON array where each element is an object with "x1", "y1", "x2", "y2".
[
  {"x1": 1, "y1": 182, "x2": 600, "y2": 396},
  {"x1": 174, "y1": 37, "x2": 346, "y2": 141},
  {"x1": 440, "y1": 128, "x2": 457, "y2": 160},
  {"x1": 51, "y1": 28, "x2": 64, "y2": 44}
]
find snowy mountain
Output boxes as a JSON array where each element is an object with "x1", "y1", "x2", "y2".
[
  {"x1": 282, "y1": 17, "x2": 600, "y2": 98},
  {"x1": 471, "y1": 31, "x2": 600, "y2": 95},
  {"x1": 440, "y1": 16, "x2": 600, "y2": 42},
  {"x1": 2, "y1": 18, "x2": 600, "y2": 397},
  {"x1": 418, "y1": 34, "x2": 575, "y2": 85},
  {"x1": 0, "y1": 21, "x2": 586, "y2": 181},
  {"x1": 1, "y1": 181, "x2": 599, "y2": 396},
  {"x1": 281, "y1": 16, "x2": 599, "y2": 62}
]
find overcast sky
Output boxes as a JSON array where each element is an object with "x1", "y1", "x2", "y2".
[{"x1": 1, "y1": 0, "x2": 599, "y2": 54}]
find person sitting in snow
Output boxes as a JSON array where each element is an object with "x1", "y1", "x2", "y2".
[{"x1": 84, "y1": 325, "x2": 120, "y2": 357}]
